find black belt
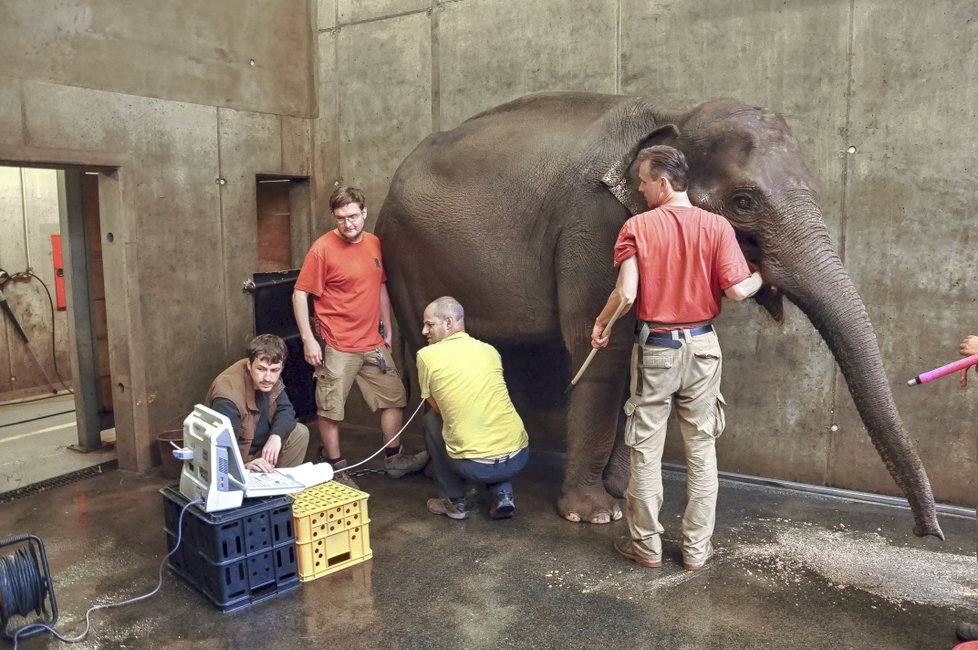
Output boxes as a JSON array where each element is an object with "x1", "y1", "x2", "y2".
[{"x1": 644, "y1": 324, "x2": 714, "y2": 348}]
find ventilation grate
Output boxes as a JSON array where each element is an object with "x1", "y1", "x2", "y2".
[{"x1": 0, "y1": 461, "x2": 118, "y2": 504}]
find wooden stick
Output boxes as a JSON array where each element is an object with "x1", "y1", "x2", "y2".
[{"x1": 567, "y1": 298, "x2": 629, "y2": 391}]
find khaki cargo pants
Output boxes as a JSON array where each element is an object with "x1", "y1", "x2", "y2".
[
  {"x1": 314, "y1": 342, "x2": 407, "y2": 420},
  {"x1": 623, "y1": 329, "x2": 727, "y2": 567}
]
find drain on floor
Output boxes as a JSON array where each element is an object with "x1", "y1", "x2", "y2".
[{"x1": 0, "y1": 461, "x2": 118, "y2": 503}]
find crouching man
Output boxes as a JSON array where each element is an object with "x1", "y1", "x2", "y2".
[
  {"x1": 417, "y1": 297, "x2": 529, "y2": 520},
  {"x1": 205, "y1": 334, "x2": 309, "y2": 472}
]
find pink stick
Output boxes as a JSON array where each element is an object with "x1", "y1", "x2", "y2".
[{"x1": 909, "y1": 354, "x2": 978, "y2": 385}]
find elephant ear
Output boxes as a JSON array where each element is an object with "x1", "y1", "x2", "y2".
[{"x1": 601, "y1": 124, "x2": 680, "y2": 215}]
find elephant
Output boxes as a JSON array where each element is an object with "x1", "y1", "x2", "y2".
[{"x1": 375, "y1": 91, "x2": 943, "y2": 540}]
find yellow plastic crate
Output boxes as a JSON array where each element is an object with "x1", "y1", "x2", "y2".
[{"x1": 291, "y1": 482, "x2": 372, "y2": 581}]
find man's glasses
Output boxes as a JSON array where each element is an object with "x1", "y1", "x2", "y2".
[{"x1": 334, "y1": 210, "x2": 365, "y2": 224}]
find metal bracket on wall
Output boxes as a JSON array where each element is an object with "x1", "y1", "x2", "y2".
[
  {"x1": 67, "y1": 440, "x2": 115, "y2": 454},
  {"x1": 242, "y1": 278, "x2": 256, "y2": 293}
]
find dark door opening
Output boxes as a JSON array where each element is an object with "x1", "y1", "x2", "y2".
[{"x1": 250, "y1": 175, "x2": 314, "y2": 420}]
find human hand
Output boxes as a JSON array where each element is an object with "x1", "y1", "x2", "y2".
[
  {"x1": 960, "y1": 335, "x2": 978, "y2": 357},
  {"x1": 959, "y1": 336, "x2": 978, "y2": 389},
  {"x1": 303, "y1": 336, "x2": 323, "y2": 366},
  {"x1": 245, "y1": 457, "x2": 275, "y2": 473},
  {"x1": 261, "y1": 434, "x2": 282, "y2": 467},
  {"x1": 384, "y1": 332, "x2": 393, "y2": 349},
  {"x1": 591, "y1": 321, "x2": 609, "y2": 349}
]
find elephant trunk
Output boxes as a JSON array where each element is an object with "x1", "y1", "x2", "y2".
[{"x1": 766, "y1": 202, "x2": 943, "y2": 540}]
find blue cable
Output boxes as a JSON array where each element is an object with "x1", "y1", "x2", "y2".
[{"x1": 11, "y1": 496, "x2": 203, "y2": 650}]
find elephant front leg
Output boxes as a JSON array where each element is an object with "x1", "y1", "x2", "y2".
[{"x1": 558, "y1": 350, "x2": 630, "y2": 524}]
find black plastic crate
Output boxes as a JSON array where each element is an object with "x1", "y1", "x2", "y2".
[
  {"x1": 161, "y1": 486, "x2": 299, "y2": 613},
  {"x1": 166, "y1": 532, "x2": 299, "y2": 613},
  {"x1": 162, "y1": 486, "x2": 295, "y2": 563}
]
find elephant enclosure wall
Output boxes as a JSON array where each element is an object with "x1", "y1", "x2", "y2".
[
  {"x1": 317, "y1": 0, "x2": 978, "y2": 507},
  {"x1": 3, "y1": 1, "x2": 974, "y2": 507}
]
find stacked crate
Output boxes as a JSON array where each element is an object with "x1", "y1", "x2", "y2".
[
  {"x1": 290, "y1": 481, "x2": 372, "y2": 582},
  {"x1": 161, "y1": 486, "x2": 300, "y2": 612}
]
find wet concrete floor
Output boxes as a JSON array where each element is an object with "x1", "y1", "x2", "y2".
[
  {"x1": 0, "y1": 394, "x2": 116, "y2": 494},
  {"x1": 2, "y1": 428, "x2": 976, "y2": 650}
]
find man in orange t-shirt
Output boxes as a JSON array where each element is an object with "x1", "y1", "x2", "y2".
[
  {"x1": 592, "y1": 145, "x2": 761, "y2": 572},
  {"x1": 292, "y1": 186, "x2": 427, "y2": 480}
]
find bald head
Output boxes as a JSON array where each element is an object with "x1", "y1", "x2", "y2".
[{"x1": 422, "y1": 296, "x2": 465, "y2": 345}]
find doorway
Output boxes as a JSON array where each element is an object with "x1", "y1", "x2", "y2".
[
  {"x1": 250, "y1": 175, "x2": 315, "y2": 420},
  {"x1": 0, "y1": 165, "x2": 116, "y2": 495}
]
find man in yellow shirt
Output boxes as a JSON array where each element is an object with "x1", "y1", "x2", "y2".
[{"x1": 417, "y1": 296, "x2": 529, "y2": 520}]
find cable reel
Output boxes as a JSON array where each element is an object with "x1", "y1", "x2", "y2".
[{"x1": 0, "y1": 534, "x2": 58, "y2": 642}]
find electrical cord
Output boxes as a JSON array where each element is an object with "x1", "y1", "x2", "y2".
[
  {"x1": 8, "y1": 496, "x2": 203, "y2": 650},
  {"x1": 337, "y1": 399, "x2": 426, "y2": 474},
  {"x1": 0, "y1": 545, "x2": 46, "y2": 634},
  {"x1": 0, "y1": 266, "x2": 73, "y2": 396},
  {"x1": 25, "y1": 270, "x2": 73, "y2": 395}
]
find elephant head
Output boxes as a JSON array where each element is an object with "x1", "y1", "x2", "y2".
[{"x1": 604, "y1": 98, "x2": 943, "y2": 539}]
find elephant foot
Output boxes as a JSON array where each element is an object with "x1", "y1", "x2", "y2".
[{"x1": 558, "y1": 487, "x2": 623, "y2": 524}]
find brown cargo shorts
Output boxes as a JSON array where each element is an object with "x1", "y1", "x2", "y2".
[{"x1": 314, "y1": 342, "x2": 407, "y2": 420}]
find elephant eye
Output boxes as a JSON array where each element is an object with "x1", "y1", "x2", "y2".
[{"x1": 731, "y1": 192, "x2": 755, "y2": 212}]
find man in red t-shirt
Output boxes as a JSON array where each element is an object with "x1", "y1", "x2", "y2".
[
  {"x1": 592, "y1": 145, "x2": 761, "y2": 571},
  {"x1": 292, "y1": 186, "x2": 427, "y2": 480}
]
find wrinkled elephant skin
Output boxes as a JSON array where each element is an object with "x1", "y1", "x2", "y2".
[{"x1": 376, "y1": 92, "x2": 942, "y2": 539}]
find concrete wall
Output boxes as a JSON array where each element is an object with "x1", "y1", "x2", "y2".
[
  {"x1": 315, "y1": 0, "x2": 978, "y2": 507},
  {"x1": 0, "y1": 167, "x2": 72, "y2": 397},
  {"x1": 2, "y1": 0, "x2": 975, "y2": 508},
  {"x1": 0, "y1": 0, "x2": 317, "y2": 470}
]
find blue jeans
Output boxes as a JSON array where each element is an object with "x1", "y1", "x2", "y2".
[{"x1": 423, "y1": 410, "x2": 528, "y2": 500}]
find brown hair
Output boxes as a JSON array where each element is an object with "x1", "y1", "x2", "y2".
[
  {"x1": 247, "y1": 334, "x2": 287, "y2": 364},
  {"x1": 636, "y1": 145, "x2": 689, "y2": 192},
  {"x1": 329, "y1": 186, "x2": 365, "y2": 213}
]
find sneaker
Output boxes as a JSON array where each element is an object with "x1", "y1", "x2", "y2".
[
  {"x1": 427, "y1": 496, "x2": 469, "y2": 520},
  {"x1": 327, "y1": 457, "x2": 359, "y2": 490},
  {"x1": 489, "y1": 491, "x2": 515, "y2": 519},
  {"x1": 683, "y1": 543, "x2": 715, "y2": 571},
  {"x1": 384, "y1": 446, "x2": 429, "y2": 478},
  {"x1": 613, "y1": 537, "x2": 662, "y2": 569}
]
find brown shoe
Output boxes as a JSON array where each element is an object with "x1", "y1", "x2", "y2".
[
  {"x1": 613, "y1": 538, "x2": 662, "y2": 569},
  {"x1": 326, "y1": 457, "x2": 360, "y2": 490},
  {"x1": 683, "y1": 544, "x2": 715, "y2": 571}
]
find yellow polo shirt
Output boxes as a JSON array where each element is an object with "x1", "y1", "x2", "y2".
[{"x1": 416, "y1": 332, "x2": 528, "y2": 459}]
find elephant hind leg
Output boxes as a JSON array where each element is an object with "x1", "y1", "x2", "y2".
[
  {"x1": 557, "y1": 306, "x2": 631, "y2": 524},
  {"x1": 602, "y1": 418, "x2": 630, "y2": 498}
]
